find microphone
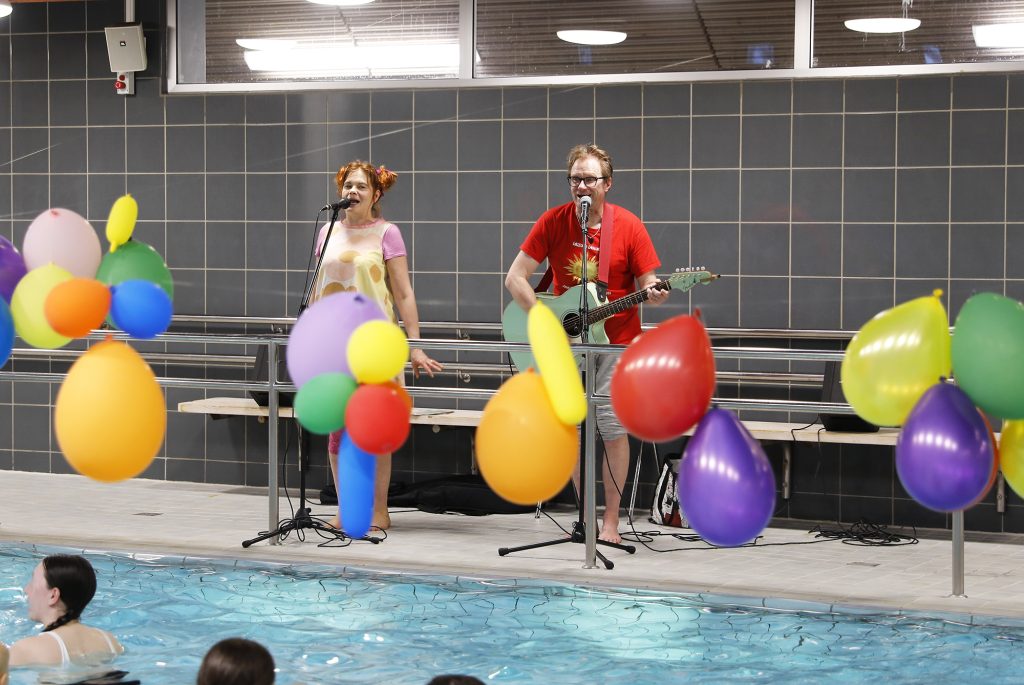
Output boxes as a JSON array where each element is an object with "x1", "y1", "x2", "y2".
[
  {"x1": 322, "y1": 197, "x2": 353, "y2": 212},
  {"x1": 578, "y1": 196, "x2": 591, "y2": 234}
]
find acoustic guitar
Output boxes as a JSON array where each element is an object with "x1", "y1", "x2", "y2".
[{"x1": 502, "y1": 267, "x2": 718, "y2": 372}]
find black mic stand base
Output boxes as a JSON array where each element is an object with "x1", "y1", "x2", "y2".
[
  {"x1": 497, "y1": 517, "x2": 634, "y2": 570},
  {"x1": 242, "y1": 510, "x2": 382, "y2": 548},
  {"x1": 242, "y1": 425, "x2": 383, "y2": 548}
]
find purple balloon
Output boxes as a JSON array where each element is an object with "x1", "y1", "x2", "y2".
[
  {"x1": 0, "y1": 236, "x2": 27, "y2": 304},
  {"x1": 896, "y1": 383, "x2": 993, "y2": 512},
  {"x1": 678, "y1": 409, "x2": 776, "y2": 547},
  {"x1": 286, "y1": 292, "x2": 387, "y2": 389}
]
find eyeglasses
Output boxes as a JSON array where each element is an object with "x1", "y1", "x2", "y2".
[{"x1": 567, "y1": 176, "x2": 607, "y2": 188}]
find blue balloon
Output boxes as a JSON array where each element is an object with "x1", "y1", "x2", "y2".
[
  {"x1": 678, "y1": 408, "x2": 776, "y2": 547},
  {"x1": 110, "y1": 279, "x2": 173, "y2": 339},
  {"x1": 338, "y1": 431, "x2": 376, "y2": 539},
  {"x1": 0, "y1": 298, "x2": 13, "y2": 366},
  {"x1": 896, "y1": 382, "x2": 993, "y2": 512}
]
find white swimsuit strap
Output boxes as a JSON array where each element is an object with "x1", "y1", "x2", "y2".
[
  {"x1": 95, "y1": 628, "x2": 116, "y2": 654},
  {"x1": 43, "y1": 630, "x2": 72, "y2": 667}
]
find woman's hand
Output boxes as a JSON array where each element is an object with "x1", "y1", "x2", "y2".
[{"x1": 410, "y1": 348, "x2": 443, "y2": 379}]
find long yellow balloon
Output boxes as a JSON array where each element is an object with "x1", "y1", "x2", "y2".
[{"x1": 527, "y1": 302, "x2": 586, "y2": 425}]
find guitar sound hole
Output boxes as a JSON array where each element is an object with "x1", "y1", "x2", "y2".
[{"x1": 562, "y1": 313, "x2": 582, "y2": 338}]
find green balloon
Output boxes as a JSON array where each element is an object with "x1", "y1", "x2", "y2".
[
  {"x1": 293, "y1": 372, "x2": 358, "y2": 435},
  {"x1": 952, "y1": 292, "x2": 1024, "y2": 419},
  {"x1": 97, "y1": 240, "x2": 174, "y2": 300}
]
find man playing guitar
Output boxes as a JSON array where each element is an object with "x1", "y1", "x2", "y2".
[{"x1": 504, "y1": 143, "x2": 671, "y2": 545}]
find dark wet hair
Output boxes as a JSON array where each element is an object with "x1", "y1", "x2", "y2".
[
  {"x1": 426, "y1": 676, "x2": 485, "y2": 685},
  {"x1": 40, "y1": 555, "x2": 97, "y2": 632},
  {"x1": 197, "y1": 638, "x2": 275, "y2": 685}
]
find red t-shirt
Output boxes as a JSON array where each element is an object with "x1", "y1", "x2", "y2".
[{"x1": 521, "y1": 202, "x2": 661, "y2": 344}]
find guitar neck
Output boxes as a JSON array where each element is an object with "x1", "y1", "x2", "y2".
[{"x1": 585, "y1": 284, "x2": 656, "y2": 326}]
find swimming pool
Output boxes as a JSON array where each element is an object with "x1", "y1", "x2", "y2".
[{"x1": 2, "y1": 543, "x2": 1023, "y2": 684}]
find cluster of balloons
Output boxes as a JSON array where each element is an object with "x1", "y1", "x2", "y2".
[
  {"x1": 476, "y1": 303, "x2": 582, "y2": 505},
  {"x1": 286, "y1": 291, "x2": 412, "y2": 538},
  {"x1": 481, "y1": 304, "x2": 776, "y2": 548},
  {"x1": 0, "y1": 197, "x2": 175, "y2": 482},
  {"x1": 611, "y1": 312, "x2": 775, "y2": 547},
  {"x1": 840, "y1": 290, "x2": 1024, "y2": 512}
]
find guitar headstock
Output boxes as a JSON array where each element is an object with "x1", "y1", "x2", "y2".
[{"x1": 665, "y1": 266, "x2": 719, "y2": 292}]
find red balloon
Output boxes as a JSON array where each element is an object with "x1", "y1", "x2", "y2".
[
  {"x1": 969, "y1": 412, "x2": 1000, "y2": 508},
  {"x1": 610, "y1": 313, "x2": 715, "y2": 441},
  {"x1": 380, "y1": 380, "x2": 413, "y2": 413},
  {"x1": 345, "y1": 383, "x2": 412, "y2": 454}
]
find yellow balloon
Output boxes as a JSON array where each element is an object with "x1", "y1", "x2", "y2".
[
  {"x1": 528, "y1": 302, "x2": 586, "y2": 425},
  {"x1": 106, "y1": 194, "x2": 138, "y2": 253},
  {"x1": 55, "y1": 340, "x2": 166, "y2": 482},
  {"x1": 10, "y1": 264, "x2": 73, "y2": 349},
  {"x1": 476, "y1": 371, "x2": 578, "y2": 505},
  {"x1": 841, "y1": 291, "x2": 951, "y2": 427},
  {"x1": 1000, "y1": 420, "x2": 1024, "y2": 500},
  {"x1": 347, "y1": 320, "x2": 409, "y2": 383}
]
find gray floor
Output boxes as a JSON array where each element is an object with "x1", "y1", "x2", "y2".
[{"x1": 3, "y1": 471, "x2": 1024, "y2": 619}]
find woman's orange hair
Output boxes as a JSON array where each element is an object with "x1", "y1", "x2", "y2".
[{"x1": 335, "y1": 161, "x2": 397, "y2": 217}]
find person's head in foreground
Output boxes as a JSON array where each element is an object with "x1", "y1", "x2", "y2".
[
  {"x1": 197, "y1": 638, "x2": 275, "y2": 685},
  {"x1": 426, "y1": 676, "x2": 486, "y2": 685}
]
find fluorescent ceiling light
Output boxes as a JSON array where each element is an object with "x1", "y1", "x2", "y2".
[
  {"x1": 844, "y1": 18, "x2": 921, "y2": 34},
  {"x1": 236, "y1": 39, "x2": 297, "y2": 51},
  {"x1": 306, "y1": 0, "x2": 375, "y2": 6},
  {"x1": 973, "y1": 22, "x2": 1024, "y2": 48},
  {"x1": 244, "y1": 43, "x2": 458, "y2": 74},
  {"x1": 556, "y1": 30, "x2": 627, "y2": 46},
  {"x1": 0, "y1": 1, "x2": 11, "y2": 18}
]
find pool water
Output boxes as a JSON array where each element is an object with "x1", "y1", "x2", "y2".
[{"x1": 2, "y1": 544, "x2": 1024, "y2": 684}]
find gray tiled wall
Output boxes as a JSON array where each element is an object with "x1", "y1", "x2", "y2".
[{"x1": 3, "y1": 0, "x2": 1024, "y2": 532}]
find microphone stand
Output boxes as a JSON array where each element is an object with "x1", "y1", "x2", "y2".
[
  {"x1": 244, "y1": 202, "x2": 380, "y2": 547},
  {"x1": 498, "y1": 197, "x2": 635, "y2": 568}
]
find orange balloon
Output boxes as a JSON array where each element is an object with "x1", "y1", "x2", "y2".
[
  {"x1": 55, "y1": 339, "x2": 166, "y2": 482},
  {"x1": 45, "y1": 278, "x2": 111, "y2": 338},
  {"x1": 476, "y1": 370, "x2": 578, "y2": 505}
]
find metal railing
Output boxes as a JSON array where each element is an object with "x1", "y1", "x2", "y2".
[{"x1": 0, "y1": 319, "x2": 864, "y2": 567}]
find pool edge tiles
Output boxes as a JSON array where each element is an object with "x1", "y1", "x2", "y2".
[{"x1": 8, "y1": 540, "x2": 1024, "y2": 632}]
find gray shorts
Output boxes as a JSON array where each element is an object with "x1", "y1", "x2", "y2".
[{"x1": 592, "y1": 353, "x2": 625, "y2": 441}]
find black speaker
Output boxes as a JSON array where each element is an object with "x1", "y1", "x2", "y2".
[
  {"x1": 249, "y1": 340, "x2": 295, "y2": 408},
  {"x1": 820, "y1": 360, "x2": 878, "y2": 432}
]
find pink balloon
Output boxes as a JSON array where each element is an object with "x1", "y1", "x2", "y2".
[
  {"x1": 23, "y1": 208, "x2": 102, "y2": 278},
  {"x1": 286, "y1": 292, "x2": 387, "y2": 389}
]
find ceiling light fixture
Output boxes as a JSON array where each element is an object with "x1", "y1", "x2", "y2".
[
  {"x1": 844, "y1": 18, "x2": 920, "y2": 34},
  {"x1": 0, "y1": 1, "x2": 12, "y2": 19},
  {"x1": 244, "y1": 42, "x2": 458, "y2": 75},
  {"x1": 306, "y1": 0, "x2": 375, "y2": 6},
  {"x1": 845, "y1": 0, "x2": 919, "y2": 35},
  {"x1": 236, "y1": 39, "x2": 297, "y2": 51},
  {"x1": 556, "y1": 30, "x2": 627, "y2": 46},
  {"x1": 972, "y1": 22, "x2": 1024, "y2": 48}
]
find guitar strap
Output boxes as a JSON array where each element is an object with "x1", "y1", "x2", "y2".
[
  {"x1": 595, "y1": 202, "x2": 615, "y2": 302},
  {"x1": 533, "y1": 201, "x2": 615, "y2": 300}
]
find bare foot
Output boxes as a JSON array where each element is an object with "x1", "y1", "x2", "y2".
[
  {"x1": 372, "y1": 509, "x2": 391, "y2": 531},
  {"x1": 599, "y1": 512, "x2": 622, "y2": 544},
  {"x1": 326, "y1": 515, "x2": 340, "y2": 529}
]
